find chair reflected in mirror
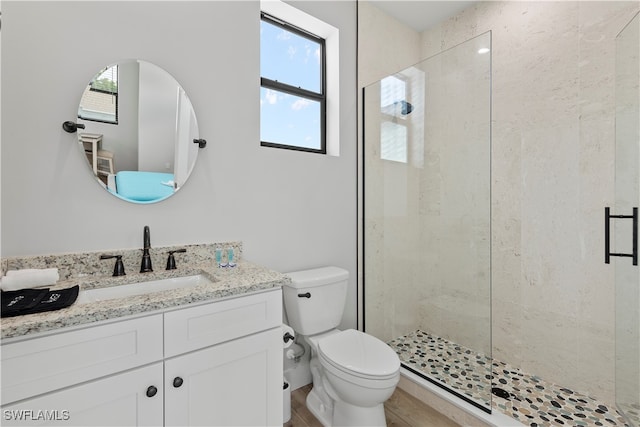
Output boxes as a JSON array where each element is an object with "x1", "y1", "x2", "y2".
[{"x1": 96, "y1": 150, "x2": 115, "y2": 184}]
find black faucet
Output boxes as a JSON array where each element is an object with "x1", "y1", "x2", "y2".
[
  {"x1": 140, "y1": 225, "x2": 153, "y2": 273},
  {"x1": 166, "y1": 248, "x2": 187, "y2": 270},
  {"x1": 100, "y1": 254, "x2": 126, "y2": 277}
]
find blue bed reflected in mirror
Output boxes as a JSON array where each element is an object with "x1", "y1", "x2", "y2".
[
  {"x1": 77, "y1": 60, "x2": 200, "y2": 204},
  {"x1": 107, "y1": 171, "x2": 176, "y2": 204}
]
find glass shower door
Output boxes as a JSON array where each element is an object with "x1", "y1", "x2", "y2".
[
  {"x1": 363, "y1": 32, "x2": 492, "y2": 412},
  {"x1": 614, "y1": 11, "x2": 640, "y2": 427}
]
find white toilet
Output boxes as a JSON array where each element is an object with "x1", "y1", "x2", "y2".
[{"x1": 283, "y1": 266, "x2": 400, "y2": 427}]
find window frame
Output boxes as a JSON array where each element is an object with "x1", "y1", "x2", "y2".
[
  {"x1": 78, "y1": 65, "x2": 119, "y2": 125},
  {"x1": 260, "y1": 12, "x2": 327, "y2": 154}
]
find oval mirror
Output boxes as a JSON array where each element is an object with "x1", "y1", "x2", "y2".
[{"x1": 76, "y1": 60, "x2": 200, "y2": 203}]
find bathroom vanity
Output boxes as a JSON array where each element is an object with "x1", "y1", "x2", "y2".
[{"x1": 0, "y1": 245, "x2": 287, "y2": 426}]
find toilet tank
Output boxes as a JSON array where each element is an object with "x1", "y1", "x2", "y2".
[{"x1": 283, "y1": 266, "x2": 349, "y2": 336}]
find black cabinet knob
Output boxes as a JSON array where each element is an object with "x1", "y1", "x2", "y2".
[
  {"x1": 146, "y1": 385, "x2": 157, "y2": 397},
  {"x1": 297, "y1": 292, "x2": 311, "y2": 298},
  {"x1": 173, "y1": 377, "x2": 184, "y2": 388}
]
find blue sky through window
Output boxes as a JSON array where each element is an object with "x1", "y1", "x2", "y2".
[{"x1": 260, "y1": 18, "x2": 322, "y2": 150}]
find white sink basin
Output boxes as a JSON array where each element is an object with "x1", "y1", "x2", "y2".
[{"x1": 76, "y1": 274, "x2": 214, "y2": 304}]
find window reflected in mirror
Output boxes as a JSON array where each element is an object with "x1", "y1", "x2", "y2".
[{"x1": 78, "y1": 65, "x2": 118, "y2": 124}]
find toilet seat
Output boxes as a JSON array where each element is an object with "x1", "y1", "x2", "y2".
[{"x1": 318, "y1": 329, "x2": 400, "y2": 381}]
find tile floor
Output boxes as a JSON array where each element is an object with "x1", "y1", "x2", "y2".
[
  {"x1": 284, "y1": 384, "x2": 459, "y2": 427},
  {"x1": 389, "y1": 329, "x2": 632, "y2": 427}
]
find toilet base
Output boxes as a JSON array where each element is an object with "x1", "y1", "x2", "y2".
[
  {"x1": 307, "y1": 386, "x2": 388, "y2": 427},
  {"x1": 306, "y1": 387, "x2": 333, "y2": 427},
  {"x1": 333, "y1": 400, "x2": 386, "y2": 427}
]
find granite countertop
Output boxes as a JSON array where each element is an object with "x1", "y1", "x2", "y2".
[{"x1": 1, "y1": 261, "x2": 290, "y2": 340}]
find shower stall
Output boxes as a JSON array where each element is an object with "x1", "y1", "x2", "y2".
[
  {"x1": 362, "y1": 5, "x2": 640, "y2": 424},
  {"x1": 363, "y1": 31, "x2": 493, "y2": 412}
]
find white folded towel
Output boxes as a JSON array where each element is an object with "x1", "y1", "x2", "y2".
[{"x1": 1, "y1": 268, "x2": 60, "y2": 291}]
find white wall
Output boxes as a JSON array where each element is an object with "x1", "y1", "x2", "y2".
[{"x1": 1, "y1": 1, "x2": 358, "y2": 328}]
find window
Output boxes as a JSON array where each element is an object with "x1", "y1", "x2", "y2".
[
  {"x1": 260, "y1": 13, "x2": 326, "y2": 153},
  {"x1": 78, "y1": 65, "x2": 118, "y2": 124},
  {"x1": 380, "y1": 75, "x2": 409, "y2": 163}
]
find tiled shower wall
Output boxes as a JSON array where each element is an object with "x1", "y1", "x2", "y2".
[{"x1": 360, "y1": 1, "x2": 640, "y2": 405}]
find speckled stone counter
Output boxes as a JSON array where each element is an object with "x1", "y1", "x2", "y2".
[{"x1": 1, "y1": 243, "x2": 290, "y2": 340}]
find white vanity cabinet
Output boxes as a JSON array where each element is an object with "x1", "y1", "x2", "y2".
[
  {"x1": 163, "y1": 288, "x2": 283, "y2": 426},
  {"x1": 2, "y1": 363, "x2": 164, "y2": 426},
  {"x1": 1, "y1": 288, "x2": 283, "y2": 427},
  {"x1": 1, "y1": 314, "x2": 164, "y2": 426}
]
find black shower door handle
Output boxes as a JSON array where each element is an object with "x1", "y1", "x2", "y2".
[{"x1": 605, "y1": 207, "x2": 638, "y2": 265}]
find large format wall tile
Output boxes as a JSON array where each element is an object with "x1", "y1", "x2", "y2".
[{"x1": 416, "y1": 1, "x2": 639, "y2": 404}]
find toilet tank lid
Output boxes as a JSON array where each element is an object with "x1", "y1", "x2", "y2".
[{"x1": 284, "y1": 266, "x2": 349, "y2": 289}]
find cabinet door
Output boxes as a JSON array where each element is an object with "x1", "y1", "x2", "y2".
[
  {"x1": 165, "y1": 328, "x2": 283, "y2": 427},
  {"x1": 2, "y1": 314, "x2": 163, "y2": 405},
  {"x1": 1, "y1": 363, "x2": 163, "y2": 426}
]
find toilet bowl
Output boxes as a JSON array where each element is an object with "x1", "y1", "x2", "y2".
[
  {"x1": 283, "y1": 267, "x2": 401, "y2": 426},
  {"x1": 302, "y1": 329, "x2": 400, "y2": 426},
  {"x1": 319, "y1": 329, "x2": 399, "y2": 403},
  {"x1": 318, "y1": 329, "x2": 399, "y2": 426}
]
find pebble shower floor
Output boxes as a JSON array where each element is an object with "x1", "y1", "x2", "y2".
[{"x1": 388, "y1": 330, "x2": 635, "y2": 426}]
